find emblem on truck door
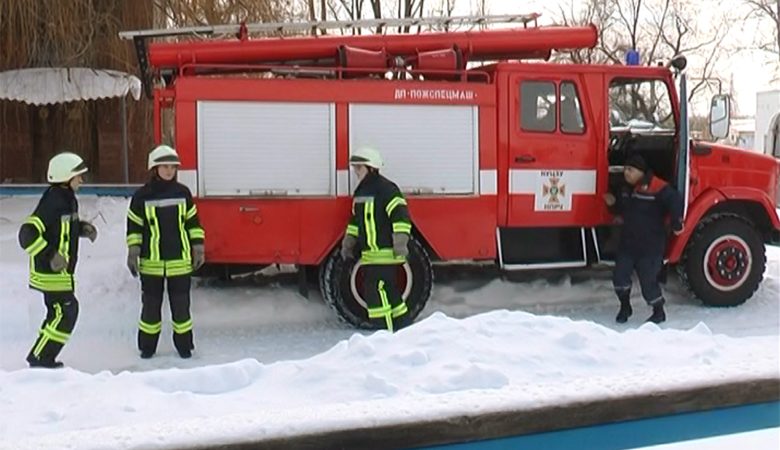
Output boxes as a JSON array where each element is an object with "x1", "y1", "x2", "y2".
[
  {"x1": 542, "y1": 176, "x2": 566, "y2": 209},
  {"x1": 510, "y1": 169, "x2": 596, "y2": 212}
]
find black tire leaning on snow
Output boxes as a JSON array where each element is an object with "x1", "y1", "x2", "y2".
[
  {"x1": 677, "y1": 213, "x2": 765, "y2": 307},
  {"x1": 320, "y1": 236, "x2": 433, "y2": 329}
]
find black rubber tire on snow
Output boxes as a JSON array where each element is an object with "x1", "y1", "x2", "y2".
[
  {"x1": 678, "y1": 214, "x2": 765, "y2": 307},
  {"x1": 320, "y1": 237, "x2": 433, "y2": 329}
]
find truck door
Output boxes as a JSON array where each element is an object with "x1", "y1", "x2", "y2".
[{"x1": 502, "y1": 72, "x2": 599, "y2": 268}]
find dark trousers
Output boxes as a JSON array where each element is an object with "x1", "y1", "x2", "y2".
[
  {"x1": 363, "y1": 264, "x2": 408, "y2": 332},
  {"x1": 613, "y1": 252, "x2": 665, "y2": 306},
  {"x1": 138, "y1": 274, "x2": 193, "y2": 355},
  {"x1": 27, "y1": 293, "x2": 79, "y2": 363}
]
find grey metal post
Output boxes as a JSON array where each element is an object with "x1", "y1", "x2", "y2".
[{"x1": 121, "y1": 95, "x2": 129, "y2": 183}]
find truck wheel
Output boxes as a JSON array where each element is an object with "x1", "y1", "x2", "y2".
[
  {"x1": 678, "y1": 214, "x2": 765, "y2": 306},
  {"x1": 320, "y1": 237, "x2": 433, "y2": 329}
]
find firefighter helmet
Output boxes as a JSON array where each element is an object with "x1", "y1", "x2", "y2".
[
  {"x1": 147, "y1": 145, "x2": 181, "y2": 170},
  {"x1": 47, "y1": 152, "x2": 88, "y2": 184},
  {"x1": 349, "y1": 147, "x2": 383, "y2": 169}
]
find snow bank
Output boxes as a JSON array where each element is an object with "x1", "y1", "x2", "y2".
[
  {"x1": 1, "y1": 196, "x2": 778, "y2": 449},
  {"x1": 2, "y1": 195, "x2": 778, "y2": 373},
  {"x1": 1, "y1": 310, "x2": 778, "y2": 449}
]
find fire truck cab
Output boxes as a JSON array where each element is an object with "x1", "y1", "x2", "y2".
[{"x1": 123, "y1": 15, "x2": 780, "y2": 328}]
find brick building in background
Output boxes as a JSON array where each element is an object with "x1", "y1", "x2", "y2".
[{"x1": 0, "y1": 1, "x2": 154, "y2": 183}]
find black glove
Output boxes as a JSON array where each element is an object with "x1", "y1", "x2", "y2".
[
  {"x1": 50, "y1": 252, "x2": 67, "y2": 272},
  {"x1": 80, "y1": 221, "x2": 98, "y2": 242},
  {"x1": 191, "y1": 244, "x2": 205, "y2": 271},
  {"x1": 127, "y1": 246, "x2": 140, "y2": 277},
  {"x1": 341, "y1": 235, "x2": 357, "y2": 260},
  {"x1": 392, "y1": 233, "x2": 409, "y2": 258}
]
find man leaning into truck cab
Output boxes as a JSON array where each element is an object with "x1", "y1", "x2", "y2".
[
  {"x1": 341, "y1": 147, "x2": 412, "y2": 332},
  {"x1": 604, "y1": 154, "x2": 684, "y2": 324}
]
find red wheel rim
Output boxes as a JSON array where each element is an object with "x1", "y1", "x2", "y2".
[{"x1": 703, "y1": 235, "x2": 751, "y2": 291}]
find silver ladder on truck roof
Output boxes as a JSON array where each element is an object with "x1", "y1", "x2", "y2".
[{"x1": 118, "y1": 13, "x2": 540, "y2": 40}]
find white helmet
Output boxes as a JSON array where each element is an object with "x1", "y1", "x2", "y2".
[
  {"x1": 47, "y1": 152, "x2": 88, "y2": 184},
  {"x1": 147, "y1": 145, "x2": 181, "y2": 170},
  {"x1": 349, "y1": 146, "x2": 383, "y2": 169}
]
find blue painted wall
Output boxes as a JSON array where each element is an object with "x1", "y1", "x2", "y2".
[
  {"x1": 420, "y1": 402, "x2": 780, "y2": 450},
  {"x1": 0, "y1": 185, "x2": 139, "y2": 197}
]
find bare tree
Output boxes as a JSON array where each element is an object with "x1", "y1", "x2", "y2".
[
  {"x1": 554, "y1": 0, "x2": 732, "y2": 101},
  {"x1": 744, "y1": 0, "x2": 780, "y2": 60}
]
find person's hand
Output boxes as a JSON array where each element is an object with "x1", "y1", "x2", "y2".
[
  {"x1": 127, "y1": 246, "x2": 140, "y2": 277},
  {"x1": 341, "y1": 235, "x2": 357, "y2": 260},
  {"x1": 392, "y1": 233, "x2": 409, "y2": 258},
  {"x1": 80, "y1": 222, "x2": 98, "y2": 242},
  {"x1": 191, "y1": 244, "x2": 205, "y2": 270},
  {"x1": 603, "y1": 193, "x2": 616, "y2": 206},
  {"x1": 50, "y1": 252, "x2": 67, "y2": 272}
]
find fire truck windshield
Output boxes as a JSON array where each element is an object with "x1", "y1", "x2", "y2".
[{"x1": 609, "y1": 78, "x2": 675, "y2": 133}]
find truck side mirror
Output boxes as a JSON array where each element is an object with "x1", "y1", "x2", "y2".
[{"x1": 709, "y1": 94, "x2": 730, "y2": 140}]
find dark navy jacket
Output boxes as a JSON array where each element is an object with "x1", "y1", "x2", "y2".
[{"x1": 612, "y1": 173, "x2": 684, "y2": 257}]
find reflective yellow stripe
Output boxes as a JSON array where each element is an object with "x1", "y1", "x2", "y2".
[
  {"x1": 139, "y1": 320, "x2": 162, "y2": 334},
  {"x1": 186, "y1": 205, "x2": 198, "y2": 220},
  {"x1": 145, "y1": 205, "x2": 160, "y2": 261},
  {"x1": 25, "y1": 237, "x2": 47, "y2": 256},
  {"x1": 346, "y1": 224, "x2": 359, "y2": 237},
  {"x1": 34, "y1": 303, "x2": 65, "y2": 357},
  {"x1": 30, "y1": 272, "x2": 73, "y2": 291},
  {"x1": 364, "y1": 200, "x2": 379, "y2": 251},
  {"x1": 139, "y1": 258, "x2": 193, "y2": 277},
  {"x1": 172, "y1": 319, "x2": 193, "y2": 334},
  {"x1": 392, "y1": 222, "x2": 412, "y2": 234},
  {"x1": 127, "y1": 209, "x2": 144, "y2": 226},
  {"x1": 361, "y1": 248, "x2": 405, "y2": 265},
  {"x1": 367, "y1": 305, "x2": 391, "y2": 318},
  {"x1": 391, "y1": 302, "x2": 408, "y2": 318},
  {"x1": 25, "y1": 215, "x2": 46, "y2": 233},
  {"x1": 188, "y1": 228, "x2": 205, "y2": 240},
  {"x1": 58, "y1": 217, "x2": 70, "y2": 271},
  {"x1": 385, "y1": 196, "x2": 407, "y2": 216},
  {"x1": 44, "y1": 324, "x2": 70, "y2": 344},
  {"x1": 377, "y1": 280, "x2": 394, "y2": 332},
  {"x1": 139, "y1": 259, "x2": 165, "y2": 276},
  {"x1": 178, "y1": 203, "x2": 191, "y2": 260},
  {"x1": 126, "y1": 233, "x2": 142, "y2": 246}
]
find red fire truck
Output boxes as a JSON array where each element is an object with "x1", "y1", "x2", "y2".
[{"x1": 122, "y1": 15, "x2": 780, "y2": 328}]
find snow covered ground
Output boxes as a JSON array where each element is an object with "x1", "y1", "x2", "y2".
[{"x1": 1, "y1": 196, "x2": 778, "y2": 449}]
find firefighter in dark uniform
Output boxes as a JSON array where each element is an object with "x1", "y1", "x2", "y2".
[
  {"x1": 126, "y1": 145, "x2": 205, "y2": 359},
  {"x1": 341, "y1": 147, "x2": 412, "y2": 331},
  {"x1": 18, "y1": 152, "x2": 97, "y2": 368},
  {"x1": 604, "y1": 154, "x2": 684, "y2": 324}
]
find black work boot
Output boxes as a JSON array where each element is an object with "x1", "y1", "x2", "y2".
[
  {"x1": 26, "y1": 354, "x2": 64, "y2": 369},
  {"x1": 140, "y1": 350, "x2": 155, "y2": 359},
  {"x1": 178, "y1": 349, "x2": 192, "y2": 359},
  {"x1": 615, "y1": 294, "x2": 632, "y2": 323},
  {"x1": 646, "y1": 304, "x2": 666, "y2": 324}
]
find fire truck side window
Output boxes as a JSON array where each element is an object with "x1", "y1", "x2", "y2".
[
  {"x1": 521, "y1": 81, "x2": 557, "y2": 132},
  {"x1": 608, "y1": 78, "x2": 675, "y2": 131},
  {"x1": 560, "y1": 82, "x2": 585, "y2": 134}
]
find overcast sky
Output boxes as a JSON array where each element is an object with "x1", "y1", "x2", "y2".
[{"x1": 448, "y1": 0, "x2": 778, "y2": 116}]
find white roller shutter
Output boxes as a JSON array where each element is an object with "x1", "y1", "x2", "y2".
[
  {"x1": 198, "y1": 101, "x2": 335, "y2": 196},
  {"x1": 349, "y1": 104, "x2": 478, "y2": 195}
]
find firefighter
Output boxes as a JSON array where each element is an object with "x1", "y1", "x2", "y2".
[
  {"x1": 18, "y1": 152, "x2": 97, "y2": 368},
  {"x1": 604, "y1": 154, "x2": 684, "y2": 324},
  {"x1": 126, "y1": 145, "x2": 205, "y2": 359},
  {"x1": 341, "y1": 147, "x2": 412, "y2": 331}
]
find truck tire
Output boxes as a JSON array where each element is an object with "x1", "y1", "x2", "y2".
[
  {"x1": 678, "y1": 214, "x2": 765, "y2": 307},
  {"x1": 320, "y1": 237, "x2": 433, "y2": 329}
]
